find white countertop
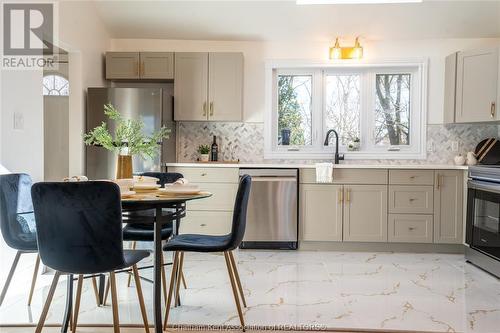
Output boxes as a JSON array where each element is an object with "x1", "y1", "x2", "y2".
[{"x1": 165, "y1": 162, "x2": 469, "y2": 170}]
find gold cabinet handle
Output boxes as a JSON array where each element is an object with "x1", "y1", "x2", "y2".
[
  {"x1": 408, "y1": 227, "x2": 416, "y2": 231},
  {"x1": 201, "y1": 172, "x2": 207, "y2": 176},
  {"x1": 346, "y1": 188, "x2": 351, "y2": 203},
  {"x1": 440, "y1": 175, "x2": 444, "y2": 189},
  {"x1": 436, "y1": 173, "x2": 440, "y2": 190},
  {"x1": 209, "y1": 102, "x2": 214, "y2": 117},
  {"x1": 135, "y1": 61, "x2": 139, "y2": 76},
  {"x1": 141, "y1": 61, "x2": 145, "y2": 77},
  {"x1": 491, "y1": 102, "x2": 496, "y2": 118},
  {"x1": 338, "y1": 188, "x2": 343, "y2": 204},
  {"x1": 409, "y1": 198, "x2": 416, "y2": 202},
  {"x1": 202, "y1": 102, "x2": 207, "y2": 117}
]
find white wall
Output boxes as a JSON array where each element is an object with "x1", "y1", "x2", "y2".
[{"x1": 110, "y1": 38, "x2": 500, "y2": 124}]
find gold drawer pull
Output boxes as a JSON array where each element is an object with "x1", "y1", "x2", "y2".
[
  {"x1": 346, "y1": 188, "x2": 351, "y2": 203},
  {"x1": 409, "y1": 176, "x2": 416, "y2": 179},
  {"x1": 409, "y1": 198, "x2": 416, "y2": 202},
  {"x1": 202, "y1": 102, "x2": 207, "y2": 116},
  {"x1": 201, "y1": 173, "x2": 207, "y2": 176},
  {"x1": 491, "y1": 102, "x2": 496, "y2": 118},
  {"x1": 200, "y1": 224, "x2": 207, "y2": 227},
  {"x1": 338, "y1": 188, "x2": 343, "y2": 204},
  {"x1": 408, "y1": 227, "x2": 416, "y2": 231}
]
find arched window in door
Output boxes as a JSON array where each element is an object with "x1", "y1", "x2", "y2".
[{"x1": 43, "y1": 74, "x2": 69, "y2": 96}]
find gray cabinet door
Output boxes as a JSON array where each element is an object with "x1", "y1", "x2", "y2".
[
  {"x1": 434, "y1": 170, "x2": 464, "y2": 244},
  {"x1": 208, "y1": 52, "x2": 243, "y2": 121},
  {"x1": 300, "y1": 184, "x2": 343, "y2": 241},
  {"x1": 174, "y1": 52, "x2": 209, "y2": 121},
  {"x1": 343, "y1": 185, "x2": 388, "y2": 242},
  {"x1": 141, "y1": 52, "x2": 174, "y2": 79},
  {"x1": 455, "y1": 48, "x2": 499, "y2": 122},
  {"x1": 105, "y1": 52, "x2": 140, "y2": 79}
]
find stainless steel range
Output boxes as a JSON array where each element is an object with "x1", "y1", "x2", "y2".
[{"x1": 466, "y1": 165, "x2": 500, "y2": 277}]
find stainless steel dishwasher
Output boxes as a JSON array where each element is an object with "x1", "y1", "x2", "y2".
[{"x1": 239, "y1": 169, "x2": 298, "y2": 250}]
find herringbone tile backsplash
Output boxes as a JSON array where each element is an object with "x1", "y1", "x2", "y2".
[{"x1": 177, "y1": 122, "x2": 498, "y2": 165}]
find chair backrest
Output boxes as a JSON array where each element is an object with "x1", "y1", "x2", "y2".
[
  {"x1": 31, "y1": 181, "x2": 126, "y2": 274},
  {"x1": 0, "y1": 173, "x2": 37, "y2": 251},
  {"x1": 141, "y1": 172, "x2": 183, "y2": 187},
  {"x1": 227, "y1": 175, "x2": 252, "y2": 250}
]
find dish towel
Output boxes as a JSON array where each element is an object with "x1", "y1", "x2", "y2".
[{"x1": 315, "y1": 163, "x2": 333, "y2": 183}]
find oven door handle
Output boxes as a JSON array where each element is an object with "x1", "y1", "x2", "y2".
[{"x1": 468, "y1": 180, "x2": 500, "y2": 194}]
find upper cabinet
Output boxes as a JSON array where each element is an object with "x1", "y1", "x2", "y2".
[
  {"x1": 174, "y1": 52, "x2": 243, "y2": 122},
  {"x1": 105, "y1": 52, "x2": 174, "y2": 80},
  {"x1": 444, "y1": 47, "x2": 499, "y2": 123}
]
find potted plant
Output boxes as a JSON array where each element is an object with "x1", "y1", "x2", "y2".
[
  {"x1": 347, "y1": 137, "x2": 361, "y2": 151},
  {"x1": 84, "y1": 104, "x2": 170, "y2": 179},
  {"x1": 197, "y1": 144, "x2": 210, "y2": 162}
]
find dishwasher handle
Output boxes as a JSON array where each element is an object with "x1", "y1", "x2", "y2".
[{"x1": 248, "y1": 176, "x2": 297, "y2": 182}]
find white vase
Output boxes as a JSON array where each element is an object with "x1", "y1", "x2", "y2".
[
  {"x1": 454, "y1": 154, "x2": 466, "y2": 165},
  {"x1": 200, "y1": 154, "x2": 210, "y2": 162}
]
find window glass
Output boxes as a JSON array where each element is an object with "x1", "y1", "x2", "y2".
[
  {"x1": 277, "y1": 75, "x2": 312, "y2": 146},
  {"x1": 43, "y1": 74, "x2": 69, "y2": 96},
  {"x1": 325, "y1": 74, "x2": 361, "y2": 146},
  {"x1": 374, "y1": 73, "x2": 411, "y2": 146}
]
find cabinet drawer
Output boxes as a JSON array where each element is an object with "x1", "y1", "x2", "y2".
[
  {"x1": 389, "y1": 170, "x2": 434, "y2": 185},
  {"x1": 186, "y1": 183, "x2": 238, "y2": 211},
  {"x1": 179, "y1": 211, "x2": 232, "y2": 236},
  {"x1": 300, "y1": 168, "x2": 388, "y2": 185},
  {"x1": 388, "y1": 214, "x2": 433, "y2": 243},
  {"x1": 389, "y1": 185, "x2": 434, "y2": 214},
  {"x1": 167, "y1": 167, "x2": 239, "y2": 183}
]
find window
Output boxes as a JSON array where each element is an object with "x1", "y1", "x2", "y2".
[
  {"x1": 266, "y1": 61, "x2": 426, "y2": 159},
  {"x1": 43, "y1": 74, "x2": 69, "y2": 96}
]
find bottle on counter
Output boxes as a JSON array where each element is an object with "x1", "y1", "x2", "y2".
[{"x1": 211, "y1": 135, "x2": 218, "y2": 161}]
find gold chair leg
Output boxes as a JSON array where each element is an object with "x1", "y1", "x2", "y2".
[
  {"x1": 132, "y1": 265, "x2": 149, "y2": 333},
  {"x1": 163, "y1": 251, "x2": 179, "y2": 329},
  {"x1": 0, "y1": 251, "x2": 22, "y2": 307},
  {"x1": 72, "y1": 275, "x2": 83, "y2": 332},
  {"x1": 228, "y1": 251, "x2": 247, "y2": 308},
  {"x1": 109, "y1": 272, "x2": 120, "y2": 333},
  {"x1": 27, "y1": 254, "x2": 40, "y2": 306},
  {"x1": 91, "y1": 277, "x2": 100, "y2": 306},
  {"x1": 181, "y1": 271, "x2": 187, "y2": 289},
  {"x1": 160, "y1": 253, "x2": 168, "y2": 303},
  {"x1": 175, "y1": 252, "x2": 184, "y2": 305},
  {"x1": 224, "y1": 252, "x2": 245, "y2": 331},
  {"x1": 35, "y1": 271, "x2": 61, "y2": 333},
  {"x1": 127, "y1": 241, "x2": 137, "y2": 287},
  {"x1": 103, "y1": 278, "x2": 110, "y2": 306}
]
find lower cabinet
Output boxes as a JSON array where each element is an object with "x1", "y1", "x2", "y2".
[
  {"x1": 343, "y1": 185, "x2": 388, "y2": 242},
  {"x1": 179, "y1": 211, "x2": 233, "y2": 236},
  {"x1": 434, "y1": 170, "x2": 464, "y2": 244},
  {"x1": 388, "y1": 214, "x2": 433, "y2": 243},
  {"x1": 300, "y1": 184, "x2": 343, "y2": 241}
]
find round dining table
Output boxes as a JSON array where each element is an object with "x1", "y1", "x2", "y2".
[{"x1": 60, "y1": 191, "x2": 212, "y2": 333}]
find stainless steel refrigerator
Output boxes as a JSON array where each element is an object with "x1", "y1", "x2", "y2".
[{"x1": 86, "y1": 87, "x2": 176, "y2": 180}]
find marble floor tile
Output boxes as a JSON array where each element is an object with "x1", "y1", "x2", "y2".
[{"x1": 0, "y1": 250, "x2": 499, "y2": 332}]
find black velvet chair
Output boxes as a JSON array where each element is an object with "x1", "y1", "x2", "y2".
[
  {"x1": 163, "y1": 175, "x2": 251, "y2": 331},
  {"x1": 31, "y1": 181, "x2": 150, "y2": 333},
  {"x1": 112, "y1": 172, "x2": 186, "y2": 303},
  {"x1": 0, "y1": 173, "x2": 40, "y2": 307}
]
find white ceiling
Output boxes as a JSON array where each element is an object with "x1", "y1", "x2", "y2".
[{"x1": 93, "y1": 0, "x2": 500, "y2": 41}]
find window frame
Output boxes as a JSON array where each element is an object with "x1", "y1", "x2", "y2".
[{"x1": 264, "y1": 59, "x2": 428, "y2": 160}]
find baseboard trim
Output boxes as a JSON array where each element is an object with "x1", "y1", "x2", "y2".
[{"x1": 298, "y1": 241, "x2": 464, "y2": 253}]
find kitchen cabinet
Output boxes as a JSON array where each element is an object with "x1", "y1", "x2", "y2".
[
  {"x1": 389, "y1": 185, "x2": 434, "y2": 214},
  {"x1": 174, "y1": 52, "x2": 243, "y2": 121},
  {"x1": 105, "y1": 52, "x2": 140, "y2": 79},
  {"x1": 140, "y1": 52, "x2": 174, "y2": 79},
  {"x1": 300, "y1": 184, "x2": 343, "y2": 241},
  {"x1": 444, "y1": 47, "x2": 499, "y2": 123},
  {"x1": 388, "y1": 214, "x2": 433, "y2": 243},
  {"x1": 434, "y1": 170, "x2": 464, "y2": 244},
  {"x1": 106, "y1": 52, "x2": 174, "y2": 80},
  {"x1": 343, "y1": 185, "x2": 388, "y2": 242},
  {"x1": 167, "y1": 166, "x2": 239, "y2": 236},
  {"x1": 174, "y1": 53, "x2": 209, "y2": 121}
]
